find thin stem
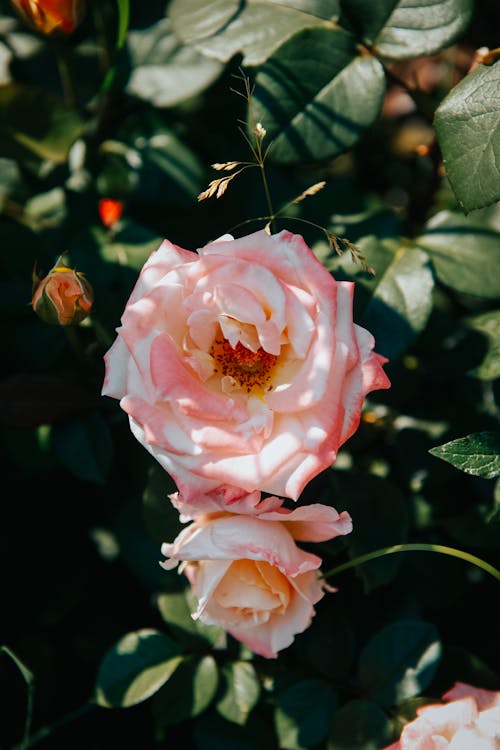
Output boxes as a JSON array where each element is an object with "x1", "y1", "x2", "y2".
[
  {"x1": 259, "y1": 162, "x2": 276, "y2": 232},
  {"x1": 11, "y1": 702, "x2": 95, "y2": 750},
  {"x1": 55, "y1": 48, "x2": 76, "y2": 109},
  {"x1": 1, "y1": 646, "x2": 34, "y2": 750},
  {"x1": 321, "y1": 543, "x2": 500, "y2": 583}
]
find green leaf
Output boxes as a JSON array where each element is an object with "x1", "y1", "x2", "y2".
[
  {"x1": 358, "y1": 620, "x2": 442, "y2": 707},
  {"x1": 466, "y1": 309, "x2": 500, "y2": 381},
  {"x1": 429, "y1": 431, "x2": 500, "y2": 479},
  {"x1": 51, "y1": 412, "x2": 113, "y2": 485},
  {"x1": 0, "y1": 83, "x2": 84, "y2": 164},
  {"x1": 156, "y1": 588, "x2": 225, "y2": 649},
  {"x1": 126, "y1": 19, "x2": 224, "y2": 107},
  {"x1": 98, "y1": 111, "x2": 204, "y2": 206},
  {"x1": 360, "y1": 243, "x2": 434, "y2": 361},
  {"x1": 294, "y1": 606, "x2": 356, "y2": 682},
  {"x1": 352, "y1": 0, "x2": 473, "y2": 59},
  {"x1": 169, "y1": 0, "x2": 241, "y2": 45},
  {"x1": 274, "y1": 679, "x2": 337, "y2": 750},
  {"x1": 251, "y1": 27, "x2": 386, "y2": 163},
  {"x1": 415, "y1": 210, "x2": 500, "y2": 299},
  {"x1": 434, "y1": 62, "x2": 500, "y2": 213},
  {"x1": 216, "y1": 661, "x2": 261, "y2": 725},
  {"x1": 98, "y1": 221, "x2": 162, "y2": 272},
  {"x1": 171, "y1": 0, "x2": 335, "y2": 66},
  {"x1": 335, "y1": 473, "x2": 409, "y2": 592},
  {"x1": 327, "y1": 699, "x2": 393, "y2": 750},
  {"x1": 95, "y1": 629, "x2": 183, "y2": 708},
  {"x1": 152, "y1": 654, "x2": 219, "y2": 725}
]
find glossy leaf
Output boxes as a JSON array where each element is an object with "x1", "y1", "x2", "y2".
[
  {"x1": 251, "y1": 27, "x2": 386, "y2": 163},
  {"x1": 156, "y1": 588, "x2": 224, "y2": 649},
  {"x1": 216, "y1": 661, "x2": 261, "y2": 725},
  {"x1": 361, "y1": 242, "x2": 434, "y2": 361},
  {"x1": 466, "y1": 309, "x2": 500, "y2": 381},
  {"x1": 429, "y1": 431, "x2": 500, "y2": 479},
  {"x1": 171, "y1": 0, "x2": 334, "y2": 66},
  {"x1": 358, "y1": 620, "x2": 442, "y2": 707},
  {"x1": 126, "y1": 19, "x2": 223, "y2": 107},
  {"x1": 95, "y1": 629, "x2": 183, "y2": 708},
  {"x1": 376, "y1": 0, "x2": 472, "y2": 59},
  {"x1": 415, "y1": 210, "x2": 500, "y2": 298},
  {"x1": 51, "y1": 412, "x2": 113, "y2": 485},
  {"x1": 152, "y1": 654, "x2": 219, "y2": 725},
  {"x1": 0, "y1": 83, "x2": 84, "y2": 163},
  {"x1": 274, "y1": 679, "x2": 337, "y2": 749},
  {"x1": 434, "y1": 62, "x2": 500, "y2": 212},
  {"x1": 328, "y1": 699, "x2": 393, "y2": 750}
]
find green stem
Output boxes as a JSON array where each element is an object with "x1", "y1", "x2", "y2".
[
  {"x1": 11, "y1": 703, "x2": 95, "y2": 750},
  {"x1": 321, "y1": 543, "x2": 500, "y2": 583},
  {"x1": 1, "y1": 647, "x2": 34, "y2": 750}
]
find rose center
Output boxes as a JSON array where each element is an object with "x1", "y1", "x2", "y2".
[{"x1": 210, "y1": 339, "x2": 277, "y2": 393}]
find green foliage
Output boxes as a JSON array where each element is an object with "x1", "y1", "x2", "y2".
[
  {"x1": 2, "y1": 0, "x2": 499, "y2": 748},
  {"x1": 358, "y1": 620, "x2": 442, "y2": 707},
  {"x1": 95, "y1": 629, "x2": 183, "y2": 708},
  {"x1": 429, "y1": 431, "x2": 500, "y2": 479},
  {"x1": 434, "y1": 61, "x2": 500, "y2": 212}
]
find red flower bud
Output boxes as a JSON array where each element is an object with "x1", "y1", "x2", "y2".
[
  {"x1": 32, "y1": 257, "x2": 93, "y2": 326},
  {"x1": 10, "y1": 0, "x2": 86, "y2": 35},
  {"x1": 98, "y1": 198, "x2": 123, "y2": 228}
]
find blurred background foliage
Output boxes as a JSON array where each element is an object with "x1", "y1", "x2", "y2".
[{"x1": 0, "y1": 0, "x2": 499, "y2": 748}]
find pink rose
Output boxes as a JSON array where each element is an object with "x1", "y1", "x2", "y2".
[
  {"x1": 384, "y1": 682, "x2": 500, "y2": 750},
  {"x1": 102, "y1": 230, "x2": 389, "y2": 500},
  {"x1": 160, "y1": 487, "x2": 352, "y2": 658}
]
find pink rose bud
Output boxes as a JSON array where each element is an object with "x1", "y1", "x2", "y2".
[
  {"x1": 32, "y1": 257, "x2": 93, "y2": 326},
  {"x1": 10, "y1": 0, "x2": 86, "y2": 35}
]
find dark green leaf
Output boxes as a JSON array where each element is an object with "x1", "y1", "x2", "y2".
[
  {"x1": 126, "y1": 19, "x2": 224, "y2": 107},
  {"x1": 98, "y1": 221, "x2": 162, "y2": 272},
  {"x1": 374, "y1": 0, "x2": 472, "y2": 59},
  {"x1": 294, "y1": 605, "x2": 356, "y2": 682},
  {"x1": 152, "y1": 654, "x2": 219, "y2": 725},
  {"x1": 434, "y1": 62, "x2": 500, "y2": 212},
  {"x1": 216, "y1": 661, "x2": 261, "y2": 725},
  {"x1": 429, "y1": 431, "x2": 500, "y2": 479},
  {"x1": 334, "y1": 473, "x2": 409, "y2": 592},
  {"x1": 172, "y1": 0, "x2": 334, "y2": 66},
  {"x1": 251, "y1": 27, "x2": 385, "y2": 163},
  {"x1": 274, "y1": 679, "x2": 337, "y2": 749},
  {"x1": 415, "y1": 210, "x2": 500, "y2": 298},
  {"x1": 361, "y1": 243, "x2": 434, "y2": 361},
  {"x1": 358, "y1": 620, "x2": 442, "y2": 707},
  {"x1": 95, "y1": 629, "x2": 183, "y2": 708},
  {"x1": 0, "y1": 83, "x2": 84, "y2": 164},
  {"x1": 328, "y1": 699, "x2": 393, "y2": 750},
  {"x1": 156, "y1": 588, "x2": 225, "y2": 648},
  {"x1": 51, "y1": 412, "x2": 113, "y2": 485},
  {"x1": 170, "y1": 0, "x2": 241, "y2": 45},
  {"x1": 466, "y1": 309, "x2": 500, "y2": 381}
]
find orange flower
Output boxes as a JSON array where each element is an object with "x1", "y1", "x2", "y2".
[
  {"x1": 32, "y1": 257, "x2": 93, "y2": 326},
  {"x1": 10, "y1": 0, "x2": 85, "y2": 35}
]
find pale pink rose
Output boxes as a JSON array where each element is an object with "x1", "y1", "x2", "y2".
[
  {"x1": 102, "y1": 230, "x2": 390, "y2": 501},
  {"x1": 383, "y1": 682, "x2": 500, "y2": 750},
  {"x1": 160, "y1": 489, "x2": 352, "y2": 658}
]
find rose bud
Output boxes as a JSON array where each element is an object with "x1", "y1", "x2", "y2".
[
  {"x1": 32, "y1": 257, "x2": 93, "y2": 326},
  {"x1": 98, "y1": 198, "x2": 123, "y2": 229},
  {"x1": 10, "y1": 0, "x2": 86, "y2": 35}
]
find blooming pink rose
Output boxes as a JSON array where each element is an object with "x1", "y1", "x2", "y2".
[
  {"x1": 160, "y1": 487, "x2": 352, "y2": 658},
  {"x1": 102, "y1": 230, "x2": 389, "y2": 501},
  {"x1": 383, "y1": 682, "x2": 500, "y2": 750}
]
